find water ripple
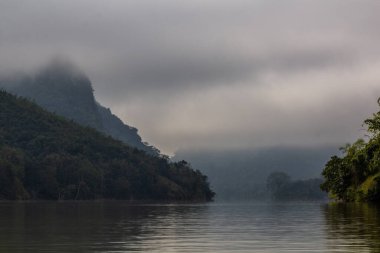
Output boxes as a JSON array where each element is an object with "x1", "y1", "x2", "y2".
[{"x1": 0, "y1": 201, "x2": 378, "y2": 252}]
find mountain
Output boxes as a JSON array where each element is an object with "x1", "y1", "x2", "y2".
[
  {"x1": 0, "y1": 90, "x2": 214, "y2": 200},
  {"x1": 0, "y1": 60, "x2": 158, "y2": 155}
]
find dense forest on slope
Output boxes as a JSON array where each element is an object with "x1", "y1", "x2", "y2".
[
  {"x1": 96, "y1": 103, "x2": 160, "y2": 154},
  {"x1": 321, "y1": 98, "x2": 380, "y2": 202},
  {"x1": 0, "y1": 60, "x2": 158, "y2": 155},
  {"x1": 0, "y1": 91, "x2": 214, "y2": 201}
]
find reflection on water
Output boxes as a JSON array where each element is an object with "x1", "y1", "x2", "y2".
[
  {"x1": 0, "y1": 201, "x2": 379, "y2": 252},
  {"x1": 323, "y1": 203, "x2": 380, "y2": 253},
  {"x1": 0, "y1": 202, "x2": 210, "y2": 252}
]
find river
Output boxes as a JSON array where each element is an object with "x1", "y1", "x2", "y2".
[{"x1": 0, "y1": 201, "x2": 379, "y2": 252}]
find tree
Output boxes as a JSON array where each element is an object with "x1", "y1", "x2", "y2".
[
  {"x1": 363, "y1": 98, "x2": 380, "y2": 136},
  {"x1": 266, "y1": 172, "x2": 291, "y2": 199},
  {"x1": 267, "y1": 171, "x2": 325, "y2": 200},
  {"x1": 320, "y1": 156, "x2": 351, "y2": 200}
]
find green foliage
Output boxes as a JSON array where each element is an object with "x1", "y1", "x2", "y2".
[
  {"x1": 267, "y1": 171, "x2": 326, "y2": 200},
  {"x1": 363, "y1": 98, "x2": 380, "y2": 136},
  {"x1": 321, "y1": 98, "x2": 380, "y2": 202},
  {"x1": 0, "y1": 90, "x2": 214, "y2": 201}
]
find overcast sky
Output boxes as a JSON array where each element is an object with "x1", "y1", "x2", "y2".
[{"x1": 1, "y1": 0, "x2": 380, "y2": 154}]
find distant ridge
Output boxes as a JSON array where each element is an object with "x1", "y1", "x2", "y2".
[{"x1": 0, "y1": 59, "x2": 159, "y2": 155}]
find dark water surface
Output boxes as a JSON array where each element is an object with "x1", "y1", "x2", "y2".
[{"x1": 0, "y1": 201, "x2": 379, "y2": 252}]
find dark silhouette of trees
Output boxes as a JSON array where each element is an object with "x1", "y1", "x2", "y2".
[{"x1": 267, "y1": 171, "x2": 325, "y2": 200}]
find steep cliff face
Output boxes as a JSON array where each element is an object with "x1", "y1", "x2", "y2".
[
  {"x1": 12, "y1": 62, "x2": 104, "y2": 131},
  {"x1": 97, "y1": 104, "x2": 159, "y2": 155},
  {"x1": 0, "y1": 61, "x2": 159, "y2": 155}
]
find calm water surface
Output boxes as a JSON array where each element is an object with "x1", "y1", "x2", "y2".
[{"x1": 0, "y1": 201, "x2": 379, "y2": 252}]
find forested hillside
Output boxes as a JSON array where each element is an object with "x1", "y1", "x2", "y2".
[
  {"x1": 96, "y1": 103, "x2": 159, "y2": 154},
  {"x1": 0, "y1": 60, "x2": 158, "y2": 155},
  {"x1": 0, "y1": 90, "x2": 214, "y2": 201}
]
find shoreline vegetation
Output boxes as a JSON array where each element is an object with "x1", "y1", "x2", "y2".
[
  {"x1": 321, "y1": 98, "x2": 380, "y2": 202},
  {"x1": 0, "y1": 90, "x2": 215, "y2": 201},
  {"x1": 267, "y1": 172, "x2": 326, "y2": 201}
]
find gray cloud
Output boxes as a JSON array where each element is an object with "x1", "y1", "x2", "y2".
[
  {"x1": 95, "y1": 47, "x2": 351, "y2": 92},
  {"x1": 1, "y1": 0, "x2": 380, "y2": 154}
]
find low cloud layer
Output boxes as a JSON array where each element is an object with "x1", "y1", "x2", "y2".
[{"x1": 1, "y1": 0, "x2": 380, "y2": 154}]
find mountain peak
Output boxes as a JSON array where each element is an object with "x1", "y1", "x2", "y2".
[
  {"x1": 42, "y1": 56, "x2": 83, "y2": 75},
  {"x1": 36, "y1": 57, "x2": 90, "y2": 87},
  {"x1": 0, "y1": 59, "x2": 160, "y2": 155}
]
